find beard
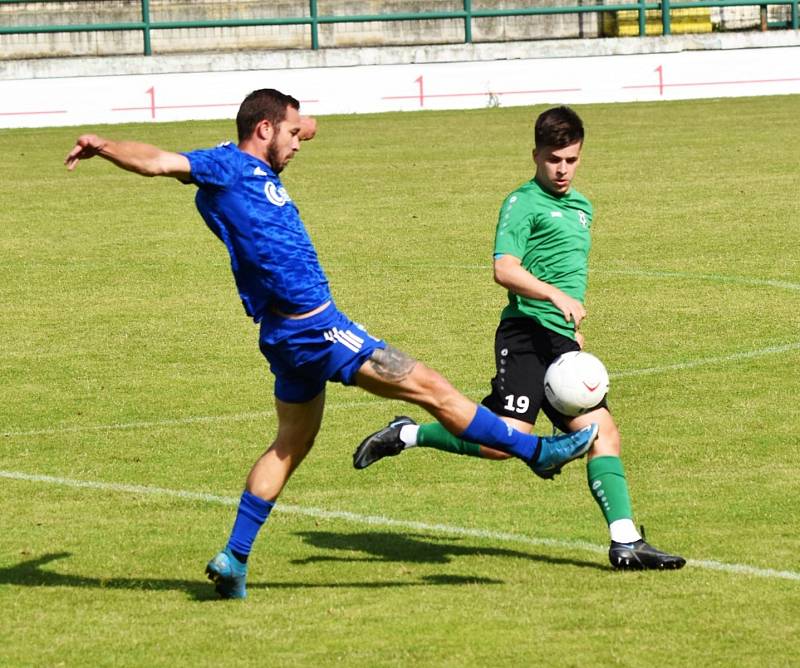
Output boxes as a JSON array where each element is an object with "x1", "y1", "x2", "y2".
[{"x1": 267, "y1": 137, "x2": 284, "y2": 174}]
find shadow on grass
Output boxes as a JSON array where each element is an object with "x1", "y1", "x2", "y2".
[
  {"x1": 0, "y1": 551, "x2": 503, "y2": 601},
  {"x1": 0, "y1": 552, "x2": 216, "y2": 600},
  {"x1": 292, "y1": 530, "x2": 605, "y2": 572},
  {"x1": 0, "y1": 532, "x2": 603, "y2": 600}
]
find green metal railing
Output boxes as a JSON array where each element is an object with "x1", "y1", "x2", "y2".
[{"x1": 0, "y1": 0, "x2": 798, "y2": 55}]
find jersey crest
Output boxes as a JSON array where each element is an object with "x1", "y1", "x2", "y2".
[{"x1": 265, "y1": 181, "x2": 291, "y2": 207}]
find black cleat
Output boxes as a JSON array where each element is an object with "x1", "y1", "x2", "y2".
[
  {"x1": 609, "y1": 538, "x2": 686, "y2": 570},
  {"x1": 353, "y1": 416, "x2": 416, "y2": 470}
]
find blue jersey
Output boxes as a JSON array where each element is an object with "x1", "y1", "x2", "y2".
[{"x1": 183, "y1": 142, "x2": 331, "y2": 322}]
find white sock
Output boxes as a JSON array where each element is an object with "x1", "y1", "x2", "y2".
[
  {"x1": 399, "y1": 424, "x2": 419, "y2": 448},
  {"x1": 609, "y1": 519, "x2": 642, "y2": 544}
]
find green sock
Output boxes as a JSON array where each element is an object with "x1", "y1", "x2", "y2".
[
  {"x1": 587, "y1": 456, "x2": 633, "y2": 524},
  {"x1": 417, "y1": 422, "x2": 482, "y2": 457}
]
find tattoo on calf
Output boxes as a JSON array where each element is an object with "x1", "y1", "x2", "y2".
[{"x1": 369, "y1": 345, "x2": 416, "y2": 382}]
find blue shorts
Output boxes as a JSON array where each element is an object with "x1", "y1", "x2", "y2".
[{"x1": 258, "y1": 302, "x2": 386, "y2": 403}]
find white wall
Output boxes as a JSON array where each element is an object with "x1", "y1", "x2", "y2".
[{"x1": 2, "y1": 37, "x2": 798, "y2": 128}]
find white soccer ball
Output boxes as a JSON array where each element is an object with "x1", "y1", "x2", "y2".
[{"x1": 544, "y1": 351, "x2": 610, "y2": 417}]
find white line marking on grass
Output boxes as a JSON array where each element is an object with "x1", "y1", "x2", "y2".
[
  {"x1": 612, "y1": 341, "x2": 800, "y2": 378},
  {"x1": 0, "y1": 398, "x2": 387, "y2": 438},
  {"x1": 4, "y1": 338, "x2": 798, "y2": 439},
  {"x1": 419, "y1": 265, "x2": 800, "y2": 294},
  {"x1": 1, "y1": 469, "x2": 798, "y2": 583},
  {"x1": 600, "y1": 269, "x2": 800, "y2": 293},
  {"x1": 2, "y1": 411, "x2": 275, "y2": 438},
  {"x1": 405, "y1": 265, "x2": 800, "y2": 294}
]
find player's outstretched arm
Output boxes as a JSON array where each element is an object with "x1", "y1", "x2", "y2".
[{"x1": 64, "y1": 134, "x2": 191, "y2": 181}]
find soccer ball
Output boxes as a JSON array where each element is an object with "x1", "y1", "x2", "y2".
[{"x1": 544, "y1": 351, "x2": 609, "y2": 417}]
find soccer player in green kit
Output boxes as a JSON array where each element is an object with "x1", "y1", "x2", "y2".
[{"x1": 354, "y1": 106, "x2": 685, "y2": 571}]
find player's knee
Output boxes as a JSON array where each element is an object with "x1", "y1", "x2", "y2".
[
  {"x1": 591, "y1": 422, "x2": 621, "y2": 456},
  {"x1": 297, "y1": 433, "x2": 318, "y2": 455},
  {"x1": 298, "y1": 436, "x2": 316, "y2": 455},
  {"x1": 273, "y1": 429, "x2": 317, "y2": 456},
  {"x1": 414, "y1": 366, "x2": 460, "y2": 410},
  {"x1": 400, "y1": 362, "x2": 457, "y2": 412}
]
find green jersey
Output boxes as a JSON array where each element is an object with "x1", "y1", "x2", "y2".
[{"x1": 493, "y1": 177, "x2": 593, "y2": 339}]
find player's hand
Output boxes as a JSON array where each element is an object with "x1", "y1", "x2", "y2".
[
  {"x1": 299, "y1": 116, "x2": 317, "y2": 141},
  {"x1": 64, "y1": 134, "x2": 107, "y2": 171},
  {"x1": 551, "y1": 291, "x2": 586, "y2": 328}
]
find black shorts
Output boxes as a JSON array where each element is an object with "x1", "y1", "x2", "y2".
[{"x1": 481, "y1": 317, "x2": 606, "y2": 432}]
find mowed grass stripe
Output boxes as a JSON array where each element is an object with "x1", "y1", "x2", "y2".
[
  {"x1": 3, "y1": 339, "x2": 798, "y2": 438},
  {"x1": 2, "y1": 469, "x2": 798, "y2": 583}
]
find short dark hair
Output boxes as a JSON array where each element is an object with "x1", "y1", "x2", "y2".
[
  {"x1": 236, "y1": 88, "x2": 300, "y2": 142},
  {"x1": 534, "y1": 106, "x2": 584, "y2": 150}
]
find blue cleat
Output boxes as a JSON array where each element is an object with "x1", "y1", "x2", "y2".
[
  {"x1": 205, "y1": 547, "x2": 248, "y2": 599},
  {"x1": 531, "y1": 423, "x2": 598, "y2": 480}
]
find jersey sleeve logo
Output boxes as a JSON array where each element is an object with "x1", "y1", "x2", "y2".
[{"x1": 265, "y1": 181, "x2": 291, "y2": 207}]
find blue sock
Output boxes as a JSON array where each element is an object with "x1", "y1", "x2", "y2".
[
  {"x1": 460, "y1": 406, "x2": 541, "y2": 462},
  {"x1": 226, "y1": 490, "x2": 274, "y2": 563}
]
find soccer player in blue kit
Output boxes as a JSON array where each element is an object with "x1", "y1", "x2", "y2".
[{"x1": 64, "y1": 88, "x2": 599, "y2": 599}]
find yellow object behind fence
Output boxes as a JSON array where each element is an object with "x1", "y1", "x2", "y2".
[{"x1": 603, "y1": 7, "x2": 713, "y2": 35}]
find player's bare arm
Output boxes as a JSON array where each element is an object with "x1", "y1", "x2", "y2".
[
  {"x1": 298, "y1": 116, "x2": 317, "y2": 141},
  {"x1": 64, "y1": 134, "x2": 191, "y2": 181},
  {"x1": 493, "y1": 254, "x2": 586, "y2": 327},
  {"x1": 367, "y1": 345, "x2": 417, "y2": 382}
]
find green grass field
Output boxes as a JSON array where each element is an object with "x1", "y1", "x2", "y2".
[{"x1": 1, "y1": 95, "x2": 799, "y2": 666}]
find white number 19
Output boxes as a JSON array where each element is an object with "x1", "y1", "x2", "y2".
[{"x1": 503, "y1": 394, "x2": 530, "y2": 414}]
